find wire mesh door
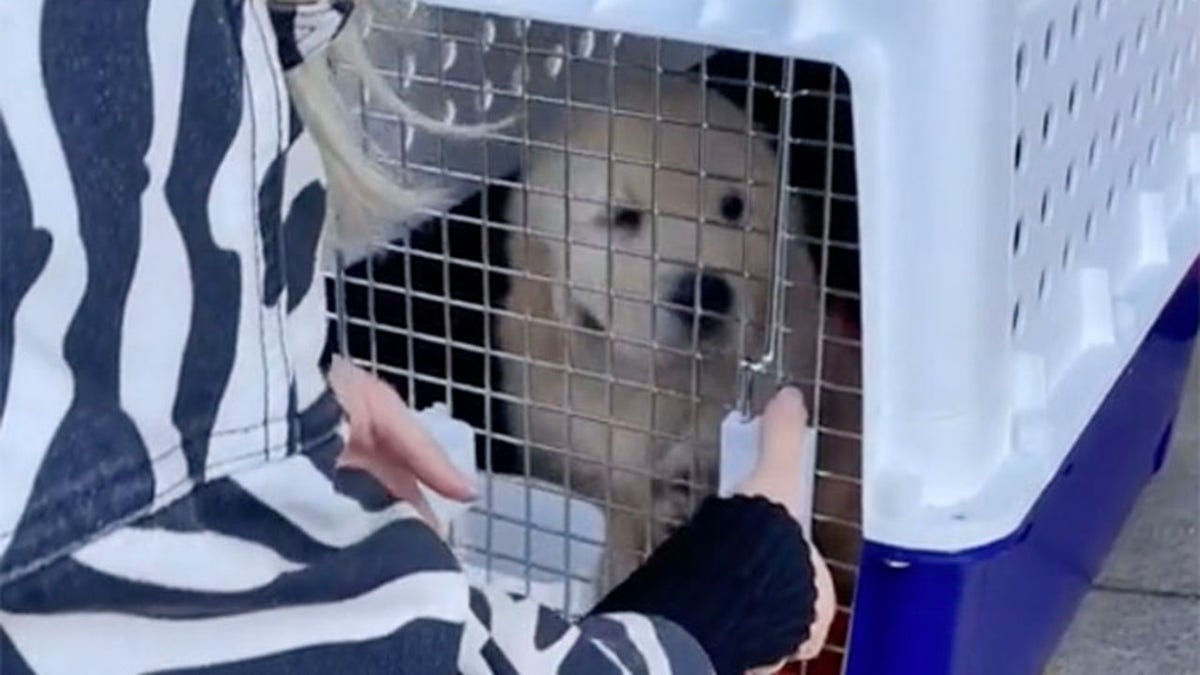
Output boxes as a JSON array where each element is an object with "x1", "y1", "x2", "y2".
[{"x1": 328, "y1": 5, "x2": 863, "y2": 671}]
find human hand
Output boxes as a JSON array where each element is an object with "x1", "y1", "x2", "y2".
[
  {"x1": 326, "y1": 355, "x2": 477, "y2": 532},
  {"x1": 735, "y1": 387, "x2": 838, "y2": 671}
]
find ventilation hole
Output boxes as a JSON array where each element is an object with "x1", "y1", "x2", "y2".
[
  {"x1": 1041, "y1": 189, "x2": 1053, "y2": 224},
  {"x1": 1072, "y1": 2, "x2": 1084, "y2": 37},
  {"x1": 1038, "y1": 269, "x2": 1050, "y2": 300},
  {"x1": 509, "y1": 63, "x2": 527, "y2": 96},
  {"x1": 479, "y1": 79, "x2": 495, "y2": 111},
  {"x1": 1167, "y1": 114, "x2": 1177, "y2": 141},
  {"x1": 1092, "y1": 58, "x2": 1106, "y2": 94},
  {"x1": 480, "y1": 19, "x2": 497, "y2": 49},
  {"x1": 1137, "y1": 19, "x2": 1149, "y2": 53},
  {"x1": 1152, "y1": 70, "x2": 1163, "y2": 102},
  {"x1": 1016, "y1": 43, "x2": 1028, "y2": 86},
  {"x1": 1148, "y1": 137, "x2": 1159, "y2": 166},
  {"x1": 1132, "y1": 92, "x2": 1143, "y2": 121},
  {"x1": 1114, "y1": 39, "x2": 1127, "y2": 74},
  {"x1": 1042, "y1": 107, "x2": 1056, "y2": 144},
  {"x1": 1128, "y1": 160, "x2": 1139, "y2": 187},
  {"x1": 441, "y1": 40, "x2": 458, "y2": 73},
  {"x1": 1044, "y1": 22, "x2": 1058, "y2": 61},
  {"x1": 544, "y1": 44, "x2": 565, "y2": 78},
  {"x1": 1107, "y1": 185, "x2": 1118, "y2": 214},
  {"x1": 1013, "y1": 217, "x2": 1025, "y2": 255},
  {"x1": 576, "y1": 30, "x2": 596, "y2": 59},
  {"x1": 1110, "y1": 111, "x2": 1123, "y2": 143},
  {"x1": 1095, "y1": 0, "x2": 1107, "y2": 18},
  {"x1": 1089, "y1": 135, "x2": 1101, "y2": 168},
  {"x1": 1014, "y1": 132, "x2": 1025, "y2": 171},
  {"x1": 1069, "y1": 82, "x2": 1081, "y2": 116},
  {"x1": 1171, "y1": 49, "x2": 1182, "y2": 79},
  {"x1": 1157, "y1": 1, "x2": 1169, "y2": 31},
  {"x1": 401, "y1": 53, "x2": 417, "y2": 90},
  {"x1": 1066, "y1": 162, "x2": 1077, "y2": 193},
  {"x1": 1062, "y1": 237, "x2": 1074, "y2": 269},
  {"x1": 1085, "y1": 210, "x2": 1096, "y2": 240},
  {"x1": 1011, "y1": 300, "x2": 1025, "y2": 336}
]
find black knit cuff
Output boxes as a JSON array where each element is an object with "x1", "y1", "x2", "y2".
[{"x1": 590, "y1": 494, "x2": 816, "y2": 674}]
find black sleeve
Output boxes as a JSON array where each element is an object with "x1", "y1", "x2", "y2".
[{"x1": 590, "y1": 494, "x2": 816, "y2": 675}]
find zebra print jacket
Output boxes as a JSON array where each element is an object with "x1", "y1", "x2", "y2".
[{"x1": 0, "y1": 1, "x2": 712, "y2": 672}]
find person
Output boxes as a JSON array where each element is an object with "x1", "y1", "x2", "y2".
[{"x1": 0, "y1": 1, "x2": 835, "y2": 673}]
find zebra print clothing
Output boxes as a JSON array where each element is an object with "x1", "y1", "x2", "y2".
[{"x1": 0, "y1": 1, "x2": 713, "y2": 672}]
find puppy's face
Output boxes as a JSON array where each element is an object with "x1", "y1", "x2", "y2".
[{"x1": 512, "y1": 78, "x2": 787, "y2": 371}]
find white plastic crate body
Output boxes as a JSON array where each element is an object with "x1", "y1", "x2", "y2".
[
  {"x1": 349, "y1": 1, "x2": 1199, "y2": 568},
  {"x1": 396, "y1": 0, "x2": 1200, "y2": 553},
  {"x1": 993, "y1": 0, "x2": 1200, "y2": 556}
]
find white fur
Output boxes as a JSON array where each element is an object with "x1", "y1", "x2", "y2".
[{"x1": 497, "y1": 75, "x2": 852, "y2": 586}]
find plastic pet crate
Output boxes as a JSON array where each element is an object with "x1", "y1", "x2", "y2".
[{"x1": 330, "y1": 1, "x2": 1200, "y2": 673}]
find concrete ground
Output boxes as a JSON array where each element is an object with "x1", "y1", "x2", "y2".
[{"x1": 1049, "y1": 347, "x2": 1200, "y2": 674}]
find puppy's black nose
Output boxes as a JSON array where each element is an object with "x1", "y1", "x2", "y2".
[{"x1": 667, "y1": 273, "x2": 733, "y2": 338}]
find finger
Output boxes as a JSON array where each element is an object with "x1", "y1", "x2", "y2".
[
  {"x1": 338, "y1": 441, "x2": 413, "y2": 495},
  {"x1": 340, "y1": 445, "x2": 447, "y2": 536},
  {"x1": 734, "y1": 386, "x2": 810, "y2": 518},
  {"x1": 389, "y1": 472, "x2": 446, "y2": 538},
  {"x1": 327, "y1": 355, "x2": 369, "y2": 408},
  {"x1": 330, "y1": 356, "x2": 476, "y2": 501},
  {"x1": 327, "y1": 356, "x2": 372, "y2": 443},
  {"x1": 364, "y1": 379, "x2": 477, "y2": 501},
  {"x1": 757, "y1": 386, "x2": 809, "y2": 478}
]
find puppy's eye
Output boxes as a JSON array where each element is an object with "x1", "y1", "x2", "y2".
[
  {"x1": 720, "y1": 193, "x2": 745, "y2": 221},
  {"x1": 612, "y1": 207, "x2": 643, "y2": 231}
]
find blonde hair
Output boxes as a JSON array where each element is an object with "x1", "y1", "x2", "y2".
[{"x1": 281, "y1": 0, "x2": 507, "y2": 265}]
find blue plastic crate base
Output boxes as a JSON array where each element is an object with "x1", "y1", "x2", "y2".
[{"x1": 847, "y1": 261, "x2": 1199, "y2": 675}]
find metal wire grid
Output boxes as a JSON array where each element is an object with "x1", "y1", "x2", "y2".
[{"x1": 328, "y1": 6, "x2": 862, "y2": 672}]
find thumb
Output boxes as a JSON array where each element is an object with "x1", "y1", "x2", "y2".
[{"x1": 734, "y1": 386, "x2": 810, "y2": 520}]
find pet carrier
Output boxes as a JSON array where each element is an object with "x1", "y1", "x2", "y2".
[{"x1": 329, "y1": 1, "x2": 1200, "y2": 673}]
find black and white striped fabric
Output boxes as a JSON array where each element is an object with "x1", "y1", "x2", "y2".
[{"x1": 0, "y1": 1, "x2": 712, "y2": 672}]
